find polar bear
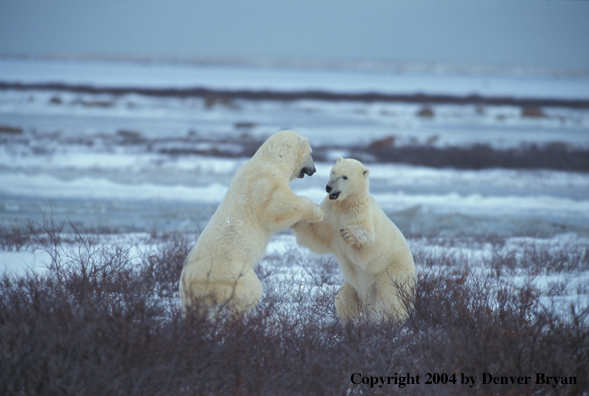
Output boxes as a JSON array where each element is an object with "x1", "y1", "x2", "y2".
[
  {"x1": 179, "y1": 130, "x2": 324, "y2": 318},
  {"x1": 292, "y1": 157, "x2": 416, "y2": 323}
]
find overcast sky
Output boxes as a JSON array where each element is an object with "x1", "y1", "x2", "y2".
[{"x1": 1, "y1": 0, "x2": 588, "y2": 70}]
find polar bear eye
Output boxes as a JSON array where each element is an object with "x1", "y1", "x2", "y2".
[{"x1": 342, "y1": 176, "x2": 348, "y2": 180}]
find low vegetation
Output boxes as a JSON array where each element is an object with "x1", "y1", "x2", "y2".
[
  {"x1": 0, "y1": 217, "x2": 587, "y2": 395},
  {"x1": 360, "y1": 140, "x2": 589, "y2": 172}
]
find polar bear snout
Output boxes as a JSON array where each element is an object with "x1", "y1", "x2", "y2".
[
  {"x1": 297, "y1": 165, "x2": 316, "y2": 179},
  {"x1": 297, "y1": 154, "x2": 317, "y2": 178},
  {"x1": 305, "y1": 164, "x2": 316, "y2": 176},
  {"x1": 326, "y1": 184, "x2": 341, "y2": 200}
]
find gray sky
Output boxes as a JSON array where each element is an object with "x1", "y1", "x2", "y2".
[{"x1": 1, "y1": 0, "x2": 588, "y2": 70}]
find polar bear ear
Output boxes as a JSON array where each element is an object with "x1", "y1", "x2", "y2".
[
  {"x1": 336, "y1": 157, "x2": 344, "y2": 163},
  {"x1": 363, "y1": 168, "x2": 370, "y2": 178},
  {"x1": 298, "y1": 136, "x2": 309, "y2": 144}
]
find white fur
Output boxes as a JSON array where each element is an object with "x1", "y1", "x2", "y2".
[
  {"x1": 292, "y1": 157, "x2": 416, "y2": 323},
  {"x1": 179, "y1": 130, "x2": 323, "y2": 317}
]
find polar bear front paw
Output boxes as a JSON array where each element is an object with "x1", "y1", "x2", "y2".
[
  {"x1": 308, "y1": 204, "x2": 324, "y2": 223},
  {"x1": 340, "y1": 225, "x2": 370, "y2": 249}
]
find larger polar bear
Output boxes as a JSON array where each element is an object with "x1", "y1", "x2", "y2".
[
  {"x1": 179, "y1": 130, "x2": 324, "y2": 317},
  {"x1": 292, "y1": 157, "x2": 416, "y2": 323}
]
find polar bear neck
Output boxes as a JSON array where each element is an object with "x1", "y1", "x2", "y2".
[{"x1": 333, "y1": 188, "x2": 370, "y2": 214}]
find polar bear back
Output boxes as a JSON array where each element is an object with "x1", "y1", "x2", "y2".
[{"x1": 180, "y1": 130, "x2": 323, "y2": 317}]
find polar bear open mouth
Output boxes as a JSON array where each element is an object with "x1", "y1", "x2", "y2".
[{"x1": 329, "y1": 191, "x2": 340, "y2": 200}]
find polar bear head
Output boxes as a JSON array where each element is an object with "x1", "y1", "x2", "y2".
[
  {"x1": 326, "y1": 157, "x2": 370, "y2": 201},
  {"x1": 257, "y1": 130, "x2": 316, "y2": 181}
]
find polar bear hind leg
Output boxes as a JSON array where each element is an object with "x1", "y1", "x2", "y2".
[
  {"x1": 371, "y1": 275, "x2": 415, "y2": 322},
  {"x1": 225, "y1": 269, "x2": 263, "y2": 315},
  {"x1": 335, "y1": 282, "x2": 362, "y2": 322},
  {"x1": 181, "y1": 269, "x2": 262, "y2": 319}
]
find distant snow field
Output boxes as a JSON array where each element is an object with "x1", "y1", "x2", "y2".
[
  {"x1": 1, "y1": 58, "x2": 588, "y2": 322},
  {"x1": 2, "y1": 57, "x2": 588, "y2": 99}
]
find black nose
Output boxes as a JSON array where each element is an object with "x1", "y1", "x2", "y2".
[{"x1": 326, "y1": 184, "x2": 332, "y2": 193}]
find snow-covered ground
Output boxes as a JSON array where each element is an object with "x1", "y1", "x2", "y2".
[
  {"x1": 1, "y1": 59, "x2": 587, "y2": 233},
  {"x1": 1, "y1": 88, "x2": 588, "y2": 149},
  {"x1": 1, "y1": 152, "x2": 587, "y2": 235},
  {"x1": 1, "y1": 232, "x2": 587, "y2": 322},
  {"x1": 1, "y1": 57, "x2": 588, "y2": 320}
]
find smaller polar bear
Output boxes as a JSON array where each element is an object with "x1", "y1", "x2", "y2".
[
  {"x1": 179, "y1": 130, "x2": 324, "y2": 318},
  {"x1": 292, "y1": 157, "x2": 416, "y2": 323}
]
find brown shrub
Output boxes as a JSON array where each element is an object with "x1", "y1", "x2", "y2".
[
  {"x1": 0, "y1": 224, "x2": 31, "y2": 251},
  {"x1": 0, "y1": 218, "x2": 587, "y2": 395},
  {"x1": 361, "y1": 141, "x2": 589, "y2": 172},
  {"x1": 521, "y1": 107, "x2": 547, "y2": 118},
  {"x1": 417, "y1": 107, "x2": 435, "y2": 118}
]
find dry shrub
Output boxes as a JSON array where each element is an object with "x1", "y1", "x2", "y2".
[
  {"x1": 0, "y1": 224, "x2": 31, "y2": 251},
  {"x1": 0, "y1": 217, "x2": 587, "y2": 395},
  {"x1": 367, "y1": 135, "x2": 396, "y2": 150},
  {"x1": 142, "y1": 231, "x2": 193, "y2": 298},
  {"x1": 417, "y1": 107, "x2": 435, "y2": 118},
  {"x1": 361, "y1": 141, "x2": 589, "y2": 172},
  {"x1": 521, "y1": 107, "x2": 547, "y2": 118}
]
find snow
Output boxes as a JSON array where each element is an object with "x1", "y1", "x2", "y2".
[
  {"x1": 2, "y1": 233, "x2": 587, "y2": 321},
  {"x1": 1, "y1": 159, "x2": 587, "y2": 230},
  {"x1": 1, "y1": 58, "x2": 588, "y2": 100},
  {"x1": 1, "y1": 88, "x2": 588, "y2": 151},
  {"x1": 0, "y1": 250, "x2": 51, "y2": 277},
  {"x1": 0, "y1": 173, "x2": 229, "y2": 204},
  {"x1": 1, "y1": 57, "x2": 587, "y2": 321}
]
